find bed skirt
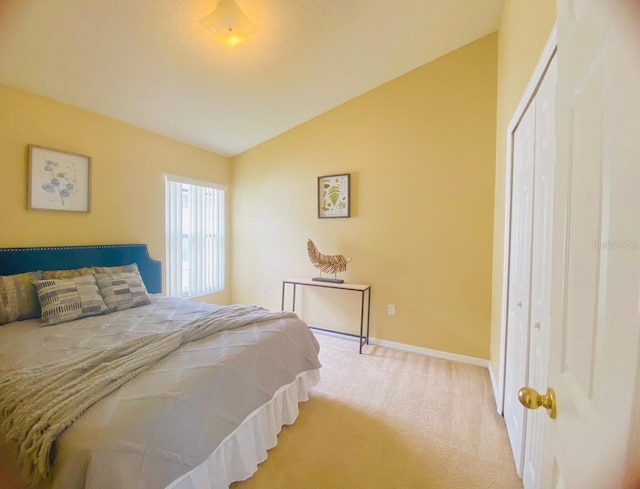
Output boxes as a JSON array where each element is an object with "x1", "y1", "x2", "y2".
[{"x1": 166, "y1": 368, "x2": 321, "y2": 489}]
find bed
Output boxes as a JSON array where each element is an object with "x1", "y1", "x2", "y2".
[{"x1": 0, "y1": 244, "x2": 321, "y2": 489}]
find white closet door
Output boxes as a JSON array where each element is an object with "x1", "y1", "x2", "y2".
[
  {"x1": 504, "y1": 98, "x2": 536, "y2": 475},
  {"x1": 522, "y1": 53, "x2": 557, "y2": 489}
]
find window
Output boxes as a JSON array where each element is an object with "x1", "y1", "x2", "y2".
[{"x1": 165, "y1": 174, "x2": 225, "y2": 298}]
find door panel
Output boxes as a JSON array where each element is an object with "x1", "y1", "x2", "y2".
[
  {"x1": 523, "y1": 53, "x2": 557, "y2": 489},
  {"x1": 544, "y1": 1, "x2": 640, "y2": 487},
  {"x1": 504, "y1": 99, "x2": 536, "y2": 475},
  {"x1": 562, "y1": 62, "x2": 603, "y2": 398}
]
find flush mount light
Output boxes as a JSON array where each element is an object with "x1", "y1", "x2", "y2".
[{"x1": 199, "y1": 0, "x2": 258, "y2": 48}]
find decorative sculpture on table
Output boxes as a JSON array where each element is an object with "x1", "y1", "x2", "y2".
[{"x1": 307, "y1": 239, "x2": 351, "y2": 284}]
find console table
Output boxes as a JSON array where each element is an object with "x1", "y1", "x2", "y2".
[{"x1": 281, "y1": 278, "x2": 371, "y2": 354}]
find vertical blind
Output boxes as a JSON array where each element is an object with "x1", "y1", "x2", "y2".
[{"x1": 165, "y1": 175, "x2": 225, "y2": 298}]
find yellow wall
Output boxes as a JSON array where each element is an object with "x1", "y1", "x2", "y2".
[
  {"x1": 490, "y1": 1, "x2": 557, "y2": 373},
  {"x1": 0, "y1": 9, "x2": 557, "y2": 362},
  {"x1": 231, "y1": 34, "x2": 498, "y2": 359},
  {"x1": 0, "y1": 84, "x2": 232, "y2": 303}
]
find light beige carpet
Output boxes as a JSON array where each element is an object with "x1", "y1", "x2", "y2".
[{"x1": 232, "y1": 333, "x2": 523, "y2": 489}]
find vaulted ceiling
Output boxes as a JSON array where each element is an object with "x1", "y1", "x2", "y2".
[{"x1": 0, "y1": 0, "x2": 504, "y2": 156}]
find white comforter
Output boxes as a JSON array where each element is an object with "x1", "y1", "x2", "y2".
[{"x1": 0, "y1": 297, "x2": 321, "y2": 489}]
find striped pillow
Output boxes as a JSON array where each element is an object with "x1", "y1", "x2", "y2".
[
  {"x1": 93, "y1": 263, "x2": 139, "y2": 275},
  {"x1": 95, "y1": 272, "x2": 151, "y2": 313},
  {"x1": 0, "y1": 272, "x2": 42, "y2": 325},
  {"x1": 34, "y1": 275, "x2": 107, "y2": 326}
]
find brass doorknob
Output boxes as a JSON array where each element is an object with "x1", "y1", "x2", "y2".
[{"x1": 518, "y1": 386, "x2": 557, "y2": 419}]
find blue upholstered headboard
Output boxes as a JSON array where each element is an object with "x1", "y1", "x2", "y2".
[{"x1": 0, "y1": 244, "x2": 162, "y2": 293}]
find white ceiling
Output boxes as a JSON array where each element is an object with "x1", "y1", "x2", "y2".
[{"x1": 0, "y1": 0, "x2": 504, "y2": 157}]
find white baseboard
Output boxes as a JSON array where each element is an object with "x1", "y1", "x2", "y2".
[
  {"x1": 311, "y1": 327, "x2": 490, "y2": 369},
  {"x1": 488, "y1": 361, "x2": 502, "y2": 414},
  {"x1": 310, "y1": 327, "x2": 360, "y2": 342},
  {"x1": 368, "y1": 337, "x2": 490, "y2": 368}
]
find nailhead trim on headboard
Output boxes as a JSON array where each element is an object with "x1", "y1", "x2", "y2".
[{"x1": 0, "y1": 244, "x2": 162, "y2": 294}]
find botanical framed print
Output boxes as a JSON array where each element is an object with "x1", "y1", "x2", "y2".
[
  {"x1": 28, "y1": 145, "x2": 91, "y2": 213},
  {"x1": 318, "y1": 173, "x2": 350, "y2": 218}
]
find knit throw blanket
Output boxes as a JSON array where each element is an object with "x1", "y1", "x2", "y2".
[{"x1": 0, "y1": 304, "x2": 297, "y2": 484}]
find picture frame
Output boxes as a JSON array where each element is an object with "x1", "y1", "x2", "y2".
[
  {"x1": 28, "y1": 145, "x2": 92, "y2": 213},
  {"x1": 318, "y1": 173, "x2": 350, "y2": 218}
]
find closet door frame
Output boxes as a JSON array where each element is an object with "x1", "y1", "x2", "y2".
[{"x1": 495, "y1": 26, "x2": 558, "y2": 415}]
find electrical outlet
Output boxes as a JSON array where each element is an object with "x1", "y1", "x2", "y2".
[
  {"x1": 388, "y1": 304, "x2": 396, "y2": 315},
  {"x1": 261, "y1": 287, "x2": 268, "y2": 297}
]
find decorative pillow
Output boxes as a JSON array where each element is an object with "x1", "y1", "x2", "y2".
[
  {"x1": 95, "y1": 272, "x2": 151, "y2": 313},
  {"x1": 0, "y1": 271, "x2": 42, "y2": 325},
  {"x1": 42, "y1": 267, "x2": 95, "y2": 280},
  {"x1": 34, "y1": 275, "x2": 107, "y2": 326},
  {"x1": 93, "y1": 263, "x2": 139, "y2": 275}
]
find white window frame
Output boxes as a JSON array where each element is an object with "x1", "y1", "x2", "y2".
[{"x1": 164, "y1": 174, "x2": 226, "y2": 298}]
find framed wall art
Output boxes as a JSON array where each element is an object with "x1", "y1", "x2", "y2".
[
  {"x1": 318, "y1": 173, "x2": 350, "y2": 218},
  {"x1": 28, "y1": 145, "x2": 92, "y2": 213}
]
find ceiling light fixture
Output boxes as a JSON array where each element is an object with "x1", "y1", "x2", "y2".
[{"x1": 199, "y1": 0, "x2": 258, "y2": 48}]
